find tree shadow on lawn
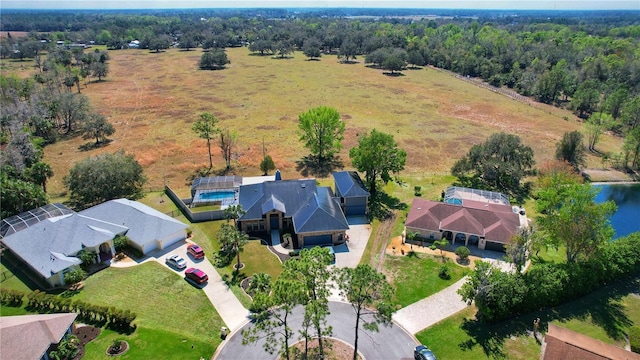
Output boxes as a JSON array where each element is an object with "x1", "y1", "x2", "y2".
[
  {"x1": 78, "y1": 139, "x2": 112, "y2": 152},
  {"x1": 368, "y1": 191, "x2": 407, "y2": 221},
  {"x1": 459, "y1": 277, "x2": 637, "y2": 358},
  {"x1": 295, "y1": 154, "x2": 344, "y2": 178}
]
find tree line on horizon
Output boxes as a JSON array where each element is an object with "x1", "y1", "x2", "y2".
[{"x1": 2, "y1": 11, "x2": 638, "y2": 149}]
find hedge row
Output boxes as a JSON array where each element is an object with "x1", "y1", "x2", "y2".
[
  {"x1": 474, "y1": 233, "x2": 640, "y2": 322},
  {"x1": 630, "y1": 326, "x2": 640, "y2": 354},
  {"x1": 0, "y1": 289, "x2": 25, "y2": 307},
  {"x1": 13, "y1": 290, "x2": 138, "y2": 331}
]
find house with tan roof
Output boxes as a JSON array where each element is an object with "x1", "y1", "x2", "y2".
[
  {"x1": 543, "y1": 323, "x2": 640, "y2": 360},
  {"x1": 0, "y1": 313, "x2": 77, "y2": 360},
  {"x1": 405, "y1": 187, "x2": 525, "y2": 251}
]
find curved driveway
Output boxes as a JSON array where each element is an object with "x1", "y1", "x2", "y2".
[{"x1": 215, "y1": 301, "x2": 417, "y2": 360}]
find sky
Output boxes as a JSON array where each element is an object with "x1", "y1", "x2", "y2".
[{"x1": 1, "y1": 0, "x2": 638, "y2": 10}]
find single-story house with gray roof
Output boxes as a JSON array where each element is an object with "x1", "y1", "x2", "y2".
[
  {"x1": 79, "y1": 199, "x2": 188, "y2": 255},
  {"x1": 0, "y1": 199, "x2": 188, "y2": 288},
  {"x1": 237, "y1": 177, "x2": 350, "y2": 247},
  {"x1": 1, "y1": 213, "x2": 127, "y2": 287}
]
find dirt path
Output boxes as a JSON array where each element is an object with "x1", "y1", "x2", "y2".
[{"x1": 370, "y1": 211, "x2": 396, "y2": 272}]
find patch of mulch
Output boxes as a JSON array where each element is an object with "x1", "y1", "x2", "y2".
[
  {"x1": 107, "y1": 340, "x2": 129, "y2": 356},
  {"x1": 72, "y1": 325, "x2": 101, "y2": 360},
  {"x1": 283, "y1": 338, "x2": 362, "y2": 360}
]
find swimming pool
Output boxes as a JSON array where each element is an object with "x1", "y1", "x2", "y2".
[{"x1": 198, "y1": 191, "x2": 235, "y2": 201}]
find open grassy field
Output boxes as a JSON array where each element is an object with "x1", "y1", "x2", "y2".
[{"x1": 21, "y1": 46, "x2": 620, "y2": 197}]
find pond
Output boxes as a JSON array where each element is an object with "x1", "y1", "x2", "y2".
[{"x1": 594, "y1": 183, "x2": 640, "y2": 239}]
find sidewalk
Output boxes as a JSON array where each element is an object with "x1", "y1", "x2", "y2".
[{"x1": 392, "y1": 277, "x2": 469, "y2": 334}]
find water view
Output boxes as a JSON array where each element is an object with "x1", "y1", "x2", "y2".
[{"x1": 594, "y1": 183, "x2": 640, "y2": 239}]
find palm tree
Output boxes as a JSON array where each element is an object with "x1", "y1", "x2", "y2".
[{"x1": 27, "y1": 162, "x2": 53, "y2": 193}]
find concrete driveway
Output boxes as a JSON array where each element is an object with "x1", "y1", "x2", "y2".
[
  {"x1": 156, "y1": 240, "x2": 250, "y2": 331},
  {"x1": 113, "y1": 239, "x2": 250, "y2": 332},
  {"x1": 333, "y1": 223, "x2": 372, "y2": 268},
  {"x1": 214, "y1": 301, "x2": 418, "y2": 360}
]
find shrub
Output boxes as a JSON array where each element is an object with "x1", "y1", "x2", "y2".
[
  {"x1": 464, "y1": 232, "x2": 640, "y2": 323},
  {"x1": 455, "y1": 246, "x2": 470, "y2": 260},
  {"x1": 630, "y1": 326, "x2": 640, "y2": 354},
  {"x1": 127, "y1": 246, "x2": 143, "y2": 259},
  {"x1": 0, "y1": 289, "x2": 25, "y2": 307},
  {"x1": 438, "y1": 264, "x2": 451, "y2": 280},
  {"x1": 414, "y1": 185, "x2": 422, "y2": 196},
  {"x1": 113, "y1": 235, "x2": 128, "y2": 252},
  {"x1": 64, "y1": 268, "x2": 87, "y2": 285}
]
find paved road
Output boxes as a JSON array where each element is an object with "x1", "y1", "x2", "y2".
[{"x1": 215, "y1": 301, "x2": 418, "y2": 360}]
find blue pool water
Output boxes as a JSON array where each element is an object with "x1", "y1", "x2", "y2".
[{"x1": 198, "y1": 191, "x2": 235, "y2": 201}]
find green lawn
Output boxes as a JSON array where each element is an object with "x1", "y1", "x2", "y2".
[
  {"x1": 416, "y1": 276, "x2": 640, "y2": 359},
  {"x1": 384, "y1": 253, "x2": 469, "y2": 307},
  {"x1": 1, "y1": 252, "x2": 45, "y2": 292},
  {"x1": 416, "y1": 306, "x2": 539, "y2": 360},
  {"x1": 68, "y1": 262, "x2": 223, "y2": 359}
]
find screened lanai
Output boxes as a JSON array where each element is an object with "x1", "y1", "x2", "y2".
[
  {"x1": 1, "y1": 203, "x2": 74, "y2": 237},
  {"x1": 190, "y1": 176, "x2": 241, "y2": 207},
  {"x1": 444, "y1": 186, "x2": 510, "y2": 206}
]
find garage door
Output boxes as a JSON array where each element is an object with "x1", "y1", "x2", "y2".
[
  {"x1": 345, "y1": 198, "x2": 367, "y2": 216},
  {"x1": 303, "y1": 235, "x2": 332, "y2": 247},
  {"x1": 484, "y1": 241, "x2": 505, "y2": 252}
]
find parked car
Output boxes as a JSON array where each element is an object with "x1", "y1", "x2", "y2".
[
  {"x1": 165, "y1": 254, "x2": 187, "y2": 270},
  {"x1": 414, "y1": 345, "x2": 436, "y2": 360},
  {"x1": 187, "y1": 244, "x2": 205, "y2": 259},
  {"x1": 185, "y1": 268, "x2": 208, "y2": 285}
]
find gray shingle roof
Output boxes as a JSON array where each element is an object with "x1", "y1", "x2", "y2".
[
  {"x1": 79, "y1": 199, "x2": 188, "y2": 250},
  {"x1": 239, "y1": 179, "x2": 318, "y2": 221},
  {"x1": 0, "y1": 213, "x2": 127, "y2": 279},
  {"x1": 238, "y1": 179, "x2": 348, "y2": 234},
  {"x1": 294, "y1": 187, "x2": 349, "y2": 233},
  {"x1": 333, "y1": 171, "x2": 370, "y2": 198}
]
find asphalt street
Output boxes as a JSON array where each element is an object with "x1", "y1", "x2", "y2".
[{"x1": 215, "y1": 301, "x2": 418, "y2": 360}]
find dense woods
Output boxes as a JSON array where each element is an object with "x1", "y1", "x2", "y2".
[{"x1": 1, "y1": 9, "x2": 639, "y2": 218}]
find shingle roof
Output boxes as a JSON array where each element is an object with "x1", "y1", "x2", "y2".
[
  {"x1": 79, "y1": 199, "x2": 188, "y2": 250},
  {"x1": 239, "y1": 179, "x2": 318, "y2": 221},
  {"x1": 0, "y1": 313, "x2": 78, "y2": 360},
  {"x1": 543, "y1": 323, "x2": 640, "y2": 360},
  {"x1": 333, "y1": 171, "x2": 370, "y2": 198},
  {"x1": 294, "y1": 187, "x2": 349, "y2": 233},
  {"x1": 238, "y1": 179, "x2": 348, "y2": 234},
  {"x1": 0, "y1": 213, "x2": 127, "y2": 279},
  {"x1": 406, "y1": 198, "x2": 520, "y2": 244}
]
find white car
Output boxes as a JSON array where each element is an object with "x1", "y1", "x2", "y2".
[{"x1": 165, "y1": 255, "x2": 187, "y2": 270}]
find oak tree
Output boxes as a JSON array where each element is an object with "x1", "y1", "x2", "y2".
[{"x1": 349, "y1": 129, "x2": 406, "y2": 196}]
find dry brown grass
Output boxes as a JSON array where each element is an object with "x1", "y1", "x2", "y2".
[{"x1": 8, "y1": 46, "x2": 617, "y2": 195}]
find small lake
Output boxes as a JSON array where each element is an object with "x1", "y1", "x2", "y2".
[{"x1": 593, "y1": 183, "x2": 640, "y2": 239}]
